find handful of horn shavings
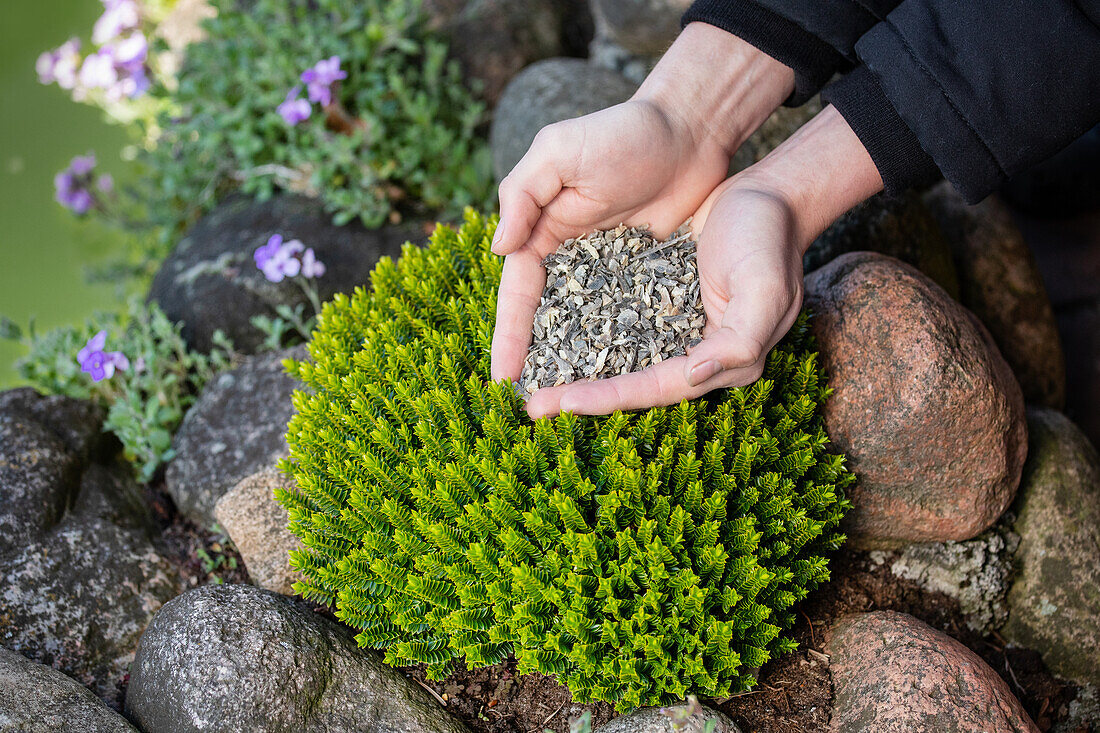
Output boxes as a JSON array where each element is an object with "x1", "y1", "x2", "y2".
[{"x1": 520, "y1": 223, "x2": 706, "y2": 394}]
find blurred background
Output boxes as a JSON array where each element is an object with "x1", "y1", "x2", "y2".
[{"x1": 1, "y1": 0, "x2": 134, "y2": 385}]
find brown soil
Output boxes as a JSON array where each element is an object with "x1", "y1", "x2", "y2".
[{"x1": 147, "y1": 481, "x2": 251, "y2": 589}]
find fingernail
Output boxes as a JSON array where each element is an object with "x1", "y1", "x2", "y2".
[
  {"x1": 688, "y1": 360, "x2": 722, "y2": 386},
  {"x1": 490, "y1": 220, "x2": 505, "y2": 254}
]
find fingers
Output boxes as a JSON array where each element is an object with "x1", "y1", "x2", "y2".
[
  {"x1": 524, "y1": 352, "x2": 766, "y2": 419},
  {"x1": 683, "y1": 277, "x2": 799, "y2": 387},
  {"x1": 490, "y1": 248, "x2": 546, "y2": 383},
  {"x1": 493, "y1": 125, "x2": 578, "y2": 257}
]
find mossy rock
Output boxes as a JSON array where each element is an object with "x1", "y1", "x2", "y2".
[
  {"x1": 1003, "y1": 409, "x2": 1100, "y2": 686},
  {"x1": 805, "y1": 192, "x2": 960, "y2": 298},
  {"x1": 277, "y1": 210, "x2": 853, "y2": 711}
]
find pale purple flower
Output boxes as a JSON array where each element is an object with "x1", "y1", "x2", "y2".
[
  {"x1": 300, "y1": 248, "x2": 326, "y2": 278},
  {"x1": 277, "y1": 87, "x2": 311, "y2": 126},
  {"x1": 74, "y1": 34, "x2": 149, "y2": 101},
  {"x1": 69, "y1": 154, "x2": 96, "y2": 176},
  {"x1": 300, "y1": 56, "x2": 346, "y2": 106},
  {"x1": 37, "y1": 38, "x2": 81, "y2": 88},
  {"x1": 112, "y1": 33, "x2": 147, "y2": 68},
  {"x1": 77, "y1": 330, "x2": 128, "y2": 382},
  {"x1": 55, "y1": 154, "x2": 104, "y2": 215},
  {"x1": 79, "y1": 49, "x2": 118, "y2": 90},
  {"x1": 93, "y1": 0, "x2": 140, "y2": 45},
  {"x1": 262, "y1": 239, "x2": 304, "y2": 282},
  {"x1": 255, "y1": 235, "x2": 323, "y2": 282},
  {"x1": 254, "y1": 234, "x2": 285, "y2": 269},
  {"x1": 97, "y1": 174, "x2": 114, "y2": 193}
]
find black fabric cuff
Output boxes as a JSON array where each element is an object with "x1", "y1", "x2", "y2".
[
  {"x1": 822, "y1": 65, "x2": 941, "y2": 196},
  {"x1": 683, "y1": 0, "x2": 846, "y2": 106}
]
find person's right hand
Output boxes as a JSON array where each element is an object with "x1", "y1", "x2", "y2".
[{"x1": 490, "y1": 23, "x2": 795, "y2": 384}]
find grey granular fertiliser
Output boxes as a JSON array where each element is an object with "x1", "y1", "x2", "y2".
[{"x1": 520, "y1": 224, "x2": 705, "y2": 393}]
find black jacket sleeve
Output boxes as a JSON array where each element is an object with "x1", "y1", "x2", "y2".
[
  {"x1": 822, "y1": 0, "x2": 1100, "y2": 202},
  {"x1": 682, "y1": 0, "x2": 903, "y2": 105}
]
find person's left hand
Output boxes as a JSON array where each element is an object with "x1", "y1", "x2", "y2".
[{"x1": 521, "y1": 105, "x2": 885, "y2": 418}]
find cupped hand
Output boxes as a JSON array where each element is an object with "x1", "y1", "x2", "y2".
[
  {"x1": 489, "y1": 23, "x2": 796, "y2": 385},
  {"x1": 490, "y1": 99, "x2": 732, "y2": 383},
  {"x1": 523, "y1": 176, "x2": 805, "y2": 418},
  {"x1": 518, "y1": 105, "x2": 886, "y2": 418}
]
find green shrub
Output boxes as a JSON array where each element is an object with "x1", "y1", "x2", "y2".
[
  {"x1": 278, "y1": 211, "x2": 852, "y2": 710},
  {"x1": 137, "y1": 0, "x2": 493, "y2": 252}
]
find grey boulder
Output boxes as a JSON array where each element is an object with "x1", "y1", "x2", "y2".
[
  {"x1": 165, "y1": 346, "x2": 304, "y2": 526},
  {"x1": 596, "y1": 702, "x2": 741, "y2": 732},
  {"x1": 424, "y1": 0, "x2": 567, "y2": 105},
  {"x1": 1003, "y1": 409, "x2": 1100, "y2": 686},
  {"x1": 890, "y1": 525, "x2": 1018, "y2": 634},
  {"x1": 0, "y1": 387, "x2": 107, "y2": 461},
  {"x1": 805, "y1": 192, "x2": 959, "y2": 298},
  {"x1": 148, "y1": 194, "x2": 422, "y2": 354},
  {"x1": 490, "y1": 58, "x2": 637, "y2": 180},
  {"x1": 0, "y1": 647, "x2": 137, "y2": 732},
  {"x1": 589, "y1": 0, "x2": 691, "y2": 58},
  {"x1": 125, "y1": 584, "x2": 470, "y2": 733},
  {"x1": 0, "y1": 516, "x2": 179, "y2": 704},
  {"x1": 0, "y1": 407, "x2": 79, "y2": 556}
]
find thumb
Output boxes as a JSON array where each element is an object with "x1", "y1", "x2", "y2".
[{"x1": 683, "y1": 277, "x2": 800, "y2": 387}]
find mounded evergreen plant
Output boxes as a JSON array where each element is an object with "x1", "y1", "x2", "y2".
[{"x1": 278, "y1": 210, "x2": 853, "y2": 710}]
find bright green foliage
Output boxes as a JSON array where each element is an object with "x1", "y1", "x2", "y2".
[
  {"x1": 138, "y1": 0, "x2": 492, "y2": 250},
  {"x1": 279, "y1": 210, "x2": 853, "y2": 710}
]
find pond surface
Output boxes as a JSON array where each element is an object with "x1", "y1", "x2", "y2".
[{"x1": 0, "y1": 0, "x2": 135, "y2": 387}]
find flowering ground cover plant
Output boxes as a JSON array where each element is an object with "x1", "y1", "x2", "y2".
[
  {"x1": 2, "y1": 300, "x2": 232, "y2": 480},
  {"x1": 278, "y1": 212, "x2": 853, "y2": 710},
  {"x1": 38, "y1": 0, "x2": 492, "y2": 265},
  {"x1": 137, "y1": 0, "x2": 493, "y2": 245}
]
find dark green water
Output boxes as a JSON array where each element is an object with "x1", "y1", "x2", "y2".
[{"x1": 0, "y1": 0, "x2": 134, "y2": 387}]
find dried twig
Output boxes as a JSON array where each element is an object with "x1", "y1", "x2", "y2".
[
  {"x1": 1003, "y1": 656, "x2": 1026, "y2": 695},
  {"x1": 800, "y1": 610, "x2": 817, "y2": 648},
  {"x1": 415, "y1": 678, "x2": 447, "y2": 707}
]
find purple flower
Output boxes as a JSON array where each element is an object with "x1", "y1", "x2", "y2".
[
  {"x1": 277, "y1": 87, "x2": 311, "y2": 126},
  {"x1": 77, "y1": 330, "x2": 108, "y2": 365},
  {"x1": 97, "y1": 174, "x2": 114, "y2": 193},
  {"x1": 255, "y1": 234, "x2": 324, "y2": 282},
  {"x1": 77, "y1": 330, "x2": 128, "y2": 382},
  {"x1": 79, "y1": 49, "x2": 119, "y2": 90},
  {"x1": 93, "y1": 0, "x2": 140, "y2": 45},
  {"x1": 69, "y1": 154, "x2": 96, "y2": 176},
  {"x1": 37, "y1": 38, "x2": 81, "y2": 88},
  {"x1": 55, "y1": 153, "x2": 105, "y2": 215},
  {"x1": 300, "y1": 56, "x2": 346, "y2": 107},
  {"x1": 254, "y1": 234, "x2": 284, "y2": 269},
  {"x1": 300, "y1": 248, "x2": 326, "y2": 278}
]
